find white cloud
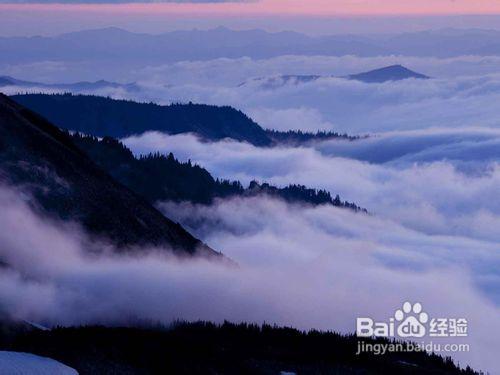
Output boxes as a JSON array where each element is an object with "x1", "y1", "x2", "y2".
[
  {"x1": 3, "y1": 53, "x2": 500, "y2": 373},
  {"x1": 136, "y1": 55, "x2": 500, "y2": 85},
  {"x1": 7, "y1": 55, "x2": 500, "y2": 134},
  {"x1": 123, "y1": 131, "x2": 500, "y2": 244},
  {"x1": 1, "y1": 39, "x2": 500, "y2": 375},
  {"x1": 0, "y1": 185, "x2": 497, "y2": 372},
  {"x1": 247, "y1": 107, "x2": 335, "y2": 131}
]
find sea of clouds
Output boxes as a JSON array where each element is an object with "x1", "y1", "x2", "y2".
[
  {"x1": 1, "y1": 54, "x2": 500, "y2": 372},
  {"x1": 123, "y1": 129, "x2": 500, "y2": 316},
  {"x1": 0, "y1": 185, "x2": 498, "y2": 373},
  {"x1": 5, "y1": 55, "x2": 500, "y2": 135}
]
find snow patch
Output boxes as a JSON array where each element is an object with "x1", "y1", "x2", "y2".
[{"x1": 0, "y1": 351, "x2": 78, "y2": 375}]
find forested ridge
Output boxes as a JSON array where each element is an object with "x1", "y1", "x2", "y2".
[
  {"x1": 71, "y1": 133, "x2": 365, "y2": 211},
  {"x1": 12, "y1": 93, "x2": 357, "y2": 146},
  {"x1": 0, "y1": 320, "x2": 479, "y2": 375}
]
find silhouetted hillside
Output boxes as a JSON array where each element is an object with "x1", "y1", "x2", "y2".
[
  {"x1": 0, "y1": 321, "x2": 479, "y2": 375},
  {"x1": 0, "y1": 93, "x2": 215, "y2": 255},
  {"x1": 71, "y1": 133, "x2": 365, "y2": 211},
  {"x1": 11, "y1": 93, "x2": 273, "y2": 146},
  {"x1": 11, "y1": 94, "x2": 356, "y2": 145}
]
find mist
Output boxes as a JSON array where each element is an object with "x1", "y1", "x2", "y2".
[
  {"x1": 123, "y1": 131, "x2": 499, "y2": 235},
  {"x1": 5, "y1": 55, "x2": 500, "y2": 136},
  {"x1": 0, "y1": 184, "x2": 498, "y2": 373},
  {"x1": 1, "y1": 37, "x2": 500, "y2": 374}
]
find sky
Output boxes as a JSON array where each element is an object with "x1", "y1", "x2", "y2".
[
  {"x1": 3, "y1": 0, "x2": 500, "y2": 15},
  {"x1": 4, "y1": 0, "x2": 500, "y2": 36}
]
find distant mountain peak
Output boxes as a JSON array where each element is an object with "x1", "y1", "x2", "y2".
[
  {"x1": 61, "y1": 26, "x2": 133, "y2": 38},
  {"x1": 347, "y1": 65, "x2": 429, "y2": 83},
  {"x1": 0, "y1": 76, "x2": 15, "y2": 85},
  {"x1": 240, "y1": 65, "x2": 429, "y2": 89}
]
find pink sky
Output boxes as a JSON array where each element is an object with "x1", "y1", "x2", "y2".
[{"x1": 3, "y1": 0, "x2": 500, "y2": 16}]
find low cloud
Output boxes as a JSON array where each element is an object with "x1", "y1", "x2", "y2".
[
  {"x1": 123, "y1": 131, "x2": 500, "y2": 245},
  {"x1": 122, "y1": 131, "x2": 500, "y2": 375},
  {"x1": 0, "y1": 185, "x2": 498, "y2": 373},
  {"x1": 5, "y1": 55, "x2": 500, "y2": 134},
  {"x1": 2, "y1": 53, "x2": 500, "y2": 373},
  {"x1": 316, "y1": 127, "x2": 500, "y2": 166},
  {"x1": 2, "y1": 33, "x2": 500, "y2": 375}
]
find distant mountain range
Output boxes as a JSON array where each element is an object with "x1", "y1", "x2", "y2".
[
  {"x1": 2, "y1": 27, "x2": 500, "y2": 66},
  {"x1": 0, "y1": 75, "x2": 139, "y2": 92},
  {"x1": 0, "y1": 93, "x2": 216, "y2": 256},
  {"x1": 242, "y1": 65, "x2": 429, "y2": 88},
  {"x1": 11, "y1": 93, "x2": 356, "y2": 146}
]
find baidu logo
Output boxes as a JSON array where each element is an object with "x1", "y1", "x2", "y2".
[
  {"x1": 356, "y1": 301, "x2": 467, "y2": 339},
  {"x1": 395, "y1": 302, "x2": 428, "y2": 338}
]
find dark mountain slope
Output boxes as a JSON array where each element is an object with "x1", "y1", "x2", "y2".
[
  {"x1": 0, "y1": 321, "x2": 479, "y2": 375},
  {"x1": 347, "y1": 65, "x2": 429, "y2": 83},
  {"x1": 71, "y1": 133, "x2": 365, "y2": 211},
  {"x1": 0, "y1": 93, "x2": 215, "y2": 255},
  {"x1": 11, "y1": 93, "x2": 357, "y2": 145},
  {"x1": 11, "y1": 93, "x2": 273, "y2": 146}
]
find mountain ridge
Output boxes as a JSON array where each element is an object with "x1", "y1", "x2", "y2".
[
  {"x1": 70, "y1": 132, "x2": 365, "y2": 212},
  {"x1": 11, "y1": 93, "x2": 356, "y2": 145},
  {"x1": 0, "y1": 93, "x2": 217, "y2": 256},
  {"x1": 3, "y1": 27, "x2": 500, "y2": 65}
]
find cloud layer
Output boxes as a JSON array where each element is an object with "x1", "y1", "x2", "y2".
[
  {"x1": 1, "y1": 52, "x2": 500, "y2": 373},
  {"x1": 0, "y1": 185, "x2": 498, "y2": 373},
  {"x1": 5, "y1": 55, "x2": 500, "y2": 135},
  {"x1": 123, "y1": 131, "x2": 500, "y2": 289}
]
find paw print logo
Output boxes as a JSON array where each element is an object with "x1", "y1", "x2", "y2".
[{"x1": 395, "y1": 302, "x2": 429, "y2": 338}]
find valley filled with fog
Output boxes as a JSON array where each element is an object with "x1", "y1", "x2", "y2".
[{"x1": 1, "y1": 28, "x2": 500, "y2": 373}]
